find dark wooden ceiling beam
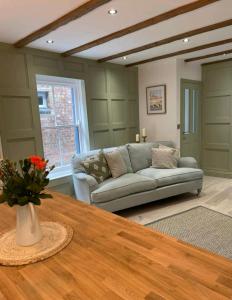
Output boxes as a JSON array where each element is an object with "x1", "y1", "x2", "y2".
[
  {"x1": 185, "y1": 49, "x2": 232, "y2": 62},
  {"x1": 125, "y1": 38, "x2": 232, "y2": 67},
  {"x1": 14, "y1": 0, "x2": 111, "y2": 48},
  {"x1": 98, "y1": 18, "x2": 232, "y2": 63},
  {"x1": 62, "y1": 0, "x2": 220, "y2": 57},
  {"x1": 202, "y1": 57, "x2": 232, "y2": 65}
]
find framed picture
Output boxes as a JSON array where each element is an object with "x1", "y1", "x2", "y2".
[{"x1": 146, "y1": 84, "x2": 166, "y2": 114}]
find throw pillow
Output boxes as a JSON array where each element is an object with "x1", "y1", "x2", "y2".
[
  {"x1": 80, "y1": 150, "x2": 111, "y2": 183},
  {"x1": 104, "y1": 150, "x2": 127, "y2": 178},
  {"x1": 151, "y1": 148, "x2": 178, "y2": 169},
  {"x1": 159, "y1": 143, "x2": 180, "y2": 160}
]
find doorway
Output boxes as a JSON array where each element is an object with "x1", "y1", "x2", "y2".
[{"x1": 180, "y1": 79, "x2": 201, "y2": 165}]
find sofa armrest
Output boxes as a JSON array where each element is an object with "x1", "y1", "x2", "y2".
[
  {"x1": 72, "y1": 173, "x2": 99, "y2": 204},
  {"x1": 178, "y1": 157, "x2": 198, "y2": 169}
]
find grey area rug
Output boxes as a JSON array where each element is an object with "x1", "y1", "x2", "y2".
[{"x1": 146, "y1": 206, "x2": 232, "y2": 260}]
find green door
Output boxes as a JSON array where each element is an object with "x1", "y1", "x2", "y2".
[{"x1": 180, "y1": 79, "x2": 201, "y2": 165}]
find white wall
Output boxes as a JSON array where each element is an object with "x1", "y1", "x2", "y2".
[
  {"x1": 139, "y1": 58, "x2": 202, "y2": 147},
  {"x1": 177, "y1": 59, "x2": 202, "y2": 81},
  {"x1": 139, "y1": 59, "x2": 178, "y2": 145}
]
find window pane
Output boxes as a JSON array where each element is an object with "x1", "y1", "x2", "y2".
[
  {"x1": 41, "y1": 128, "x2": 61, "y2": 167},
  {"x1": 53, "y1": 86, "x2": 75, "y2": 126},
  {"x1": 59, "y1": 127, "x2": 78, "y2": 166},
  {"x1": 37, "y1": 84, "x2": 55, "y2": 126},
  {"x1": 184, "y1": 88, "x2": 190, "y2": 134}
]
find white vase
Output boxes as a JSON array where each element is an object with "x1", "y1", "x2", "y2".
[{"x1": 16, "y1": 203, "x2": 42, "y2": 246}]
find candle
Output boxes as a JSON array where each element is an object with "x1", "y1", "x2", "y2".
[
  {"x1": 136, "y1": 134, "x2": 140, "y2": 142},
  {"x1": 142, "y1": 128, "x2": 146, "y2": 137}
]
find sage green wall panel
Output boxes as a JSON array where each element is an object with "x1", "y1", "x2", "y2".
[
  {"x1": 128, "y1": 127, "x2": 137, "y2": 143},
  {"x1": 128, "y1": 71, "x2": 138, "y2": 95},
  {"x1": 128, "y1": 100, "x2": 138, "y2": 127},
  {"x1": 204, "y1": 67, "x2": 231, "y2": 93},
  {"x1": 93, "y1": 130, "x2": 111, "y2": 149},
  {"x1": 111, "y1": 99, "x2": 127, "y2": 128},
  {"x1": 1, "y1": 96, "x2": 33, "y2": 133},
  {"x1": 92, "y1": 99, "x2": 109, "y2": 130},
  {"x1": 0, "y1": 52, "x2": 28, "y2": 89},
  {"x1": 203, "y1": 149, "x2": 229, "y2": 171},
  {"x1": 204, "y1": 125, "x2": 230, "y2": 149},
  {"x1": 63, "y1": 61, "x2": 85, "y2": 73},
  {"x1": 87, "y1": 62, "x2": 139, "y2": 148},
  {"x1": 112, "y1": 128, "x2": 128, "y2": 146},
  {"x1": 6, "y1": 138, "x2": 37, "y2": 161},
  {"x1": 33, "y1": 55, "x2": 60, "y2": 69},
  {"x1": 109, "y1": 68, "x2": 127, "y2": 97},
  {"x1": 202, "y1": 61, "x2": 232, "y2": 177},
  {"x1": 205, "y1": 96, "x2": 231, "y2": 123},
  {"x1": 88, "y1": 66, "x2": 107, "y2": 98}
]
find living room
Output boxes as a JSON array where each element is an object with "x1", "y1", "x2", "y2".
[{"x1": 0, "y1": 0, "x2": 231, "y2": 299}]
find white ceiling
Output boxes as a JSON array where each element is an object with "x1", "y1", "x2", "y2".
[{"x1": 0, "y1": 0, "x2": 232, "y2": 65}]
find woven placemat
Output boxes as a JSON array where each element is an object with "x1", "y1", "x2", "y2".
[{"x1": 0, "y1": 222, "x2": 73, "y2": 266}]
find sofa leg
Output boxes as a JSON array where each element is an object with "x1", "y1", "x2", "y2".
[{"x1": 197, "y1": 188, "x2": 202, "y2": 197}]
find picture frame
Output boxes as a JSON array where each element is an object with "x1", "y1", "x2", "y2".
[{"x1": 146, "y1": 84, "x2": 166, "y2": 114}]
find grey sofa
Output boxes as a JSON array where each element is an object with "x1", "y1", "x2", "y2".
[{"x1": 72, "y1": 142, "x2": 203, "y2": 212}]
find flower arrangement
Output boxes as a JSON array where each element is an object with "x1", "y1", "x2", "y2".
[{"x1": 0, "y1": 156, "x2": 55, "y2": 207}]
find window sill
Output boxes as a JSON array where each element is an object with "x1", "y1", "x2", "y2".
[{"x1": 48, "y1": 170, "x2": 72, "y2": 181}]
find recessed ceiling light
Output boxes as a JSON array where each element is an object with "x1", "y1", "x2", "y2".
[
  {"x1": 123, "y1": 56, "x2": 127, "y2": 60},
  {"x1": 183, "y1": 38, "x2": 189, "y2": 43},
  {"x1": 108, "y1": 8, "x2": 117, "y2": 15},
  {"x1": 46, "y1": 40, "x2": 54, "y2": 44}
]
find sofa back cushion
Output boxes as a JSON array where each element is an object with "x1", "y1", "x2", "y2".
[
  {"x1": 127, "y1": 141, "x2": 175, "y2": 172},
  {"x1": 118, "y1": 145, "x2": 133, "y2": 173},
  {"x1": 72, "y1": 145, "x2": 133, "y2": 174},
  {"x1": 104, "y1": 150, "x2": 127, "y2": 178},
  {"x1": 80, "y1": 150, "x2": 111, "y2": 183},
  {"x1": 151, "y1": 148, "x2": 178, "y2": 169}
]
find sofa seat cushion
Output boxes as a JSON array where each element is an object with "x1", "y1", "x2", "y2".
[
  {"x1": 91, "y1": 173, "x2": 157, "y2": 203},
  {"x1": 137, "y1": 168, "x2": 203, "y2": 188}
]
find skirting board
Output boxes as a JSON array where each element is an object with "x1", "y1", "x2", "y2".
[{"x1": 204, "y1": 169, "x2": 232, "y2": 178}]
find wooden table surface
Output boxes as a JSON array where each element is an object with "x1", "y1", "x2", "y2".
[{"x1": 0, "y1": 192, "x2": 231, "y2": 300}]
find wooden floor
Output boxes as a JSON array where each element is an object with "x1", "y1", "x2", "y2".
[
  {"x1": 0, "y1": 187, "x2": 231, "y2": 300},
  {"x1": 119, "y1": 176, "x2": 232, "y2": 224}
]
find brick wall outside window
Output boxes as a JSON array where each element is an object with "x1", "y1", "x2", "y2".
[{"x1": 37, "y1": 84, "x2": 78, "y2": 168}]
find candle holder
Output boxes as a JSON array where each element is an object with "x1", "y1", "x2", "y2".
[
  {"x1": 142, "y1": 136, "x2": 147, "y2": 143},
  {"x1": 136, "y1": 139, "x2": 140, "y2": 143}
]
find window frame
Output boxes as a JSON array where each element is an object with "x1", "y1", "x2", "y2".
[
  {"x1": 38, "y1": 91, "x2": 48, "y2": 109},
  {"x1": 36, "y1": 76, "x2": 84, "y2": 178}
]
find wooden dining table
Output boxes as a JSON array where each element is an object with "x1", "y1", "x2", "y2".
[{"x1": 0, "y1": 191, "x2": 231, "y2": 300}]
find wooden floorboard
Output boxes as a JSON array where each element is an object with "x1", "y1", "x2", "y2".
[
  {"x1": 119, "y1": 176, "x2": 232, "y2": 223},
  {"x1": 0, "y1": 186, "x2": 231, "y2": 300}
]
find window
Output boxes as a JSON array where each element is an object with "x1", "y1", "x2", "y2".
[
  {"x1": 38, "y1": 91, "x2": 48, "y2": 108},
  {"x1": 36, "y1": 75, "x2": 89, "y2": 177}
]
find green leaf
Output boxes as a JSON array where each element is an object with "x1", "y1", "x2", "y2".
[
  {"x1": 8, "y1": 198, "x2": 16, "y2": 207},
  {"x1": 18, "y1": 196, "x2": 29, "y2": 206},
  {"x1": 39, "y1": 193, "x2": 53, "y2": 199},
  {"x1": 31, "y1": 198, "x2": 41, "y2": 205},
  {"x1": 27, "y1": 183, "x2": 41, "y2": 193}
]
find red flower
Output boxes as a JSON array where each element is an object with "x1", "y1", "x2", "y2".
[{"x1": 29, "y1": 156, "x2": 47, "y2": 171}]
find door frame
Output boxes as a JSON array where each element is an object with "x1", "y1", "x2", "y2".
[{"x1": 180, "y1": 78, "x2": 202, "y2": 166}]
